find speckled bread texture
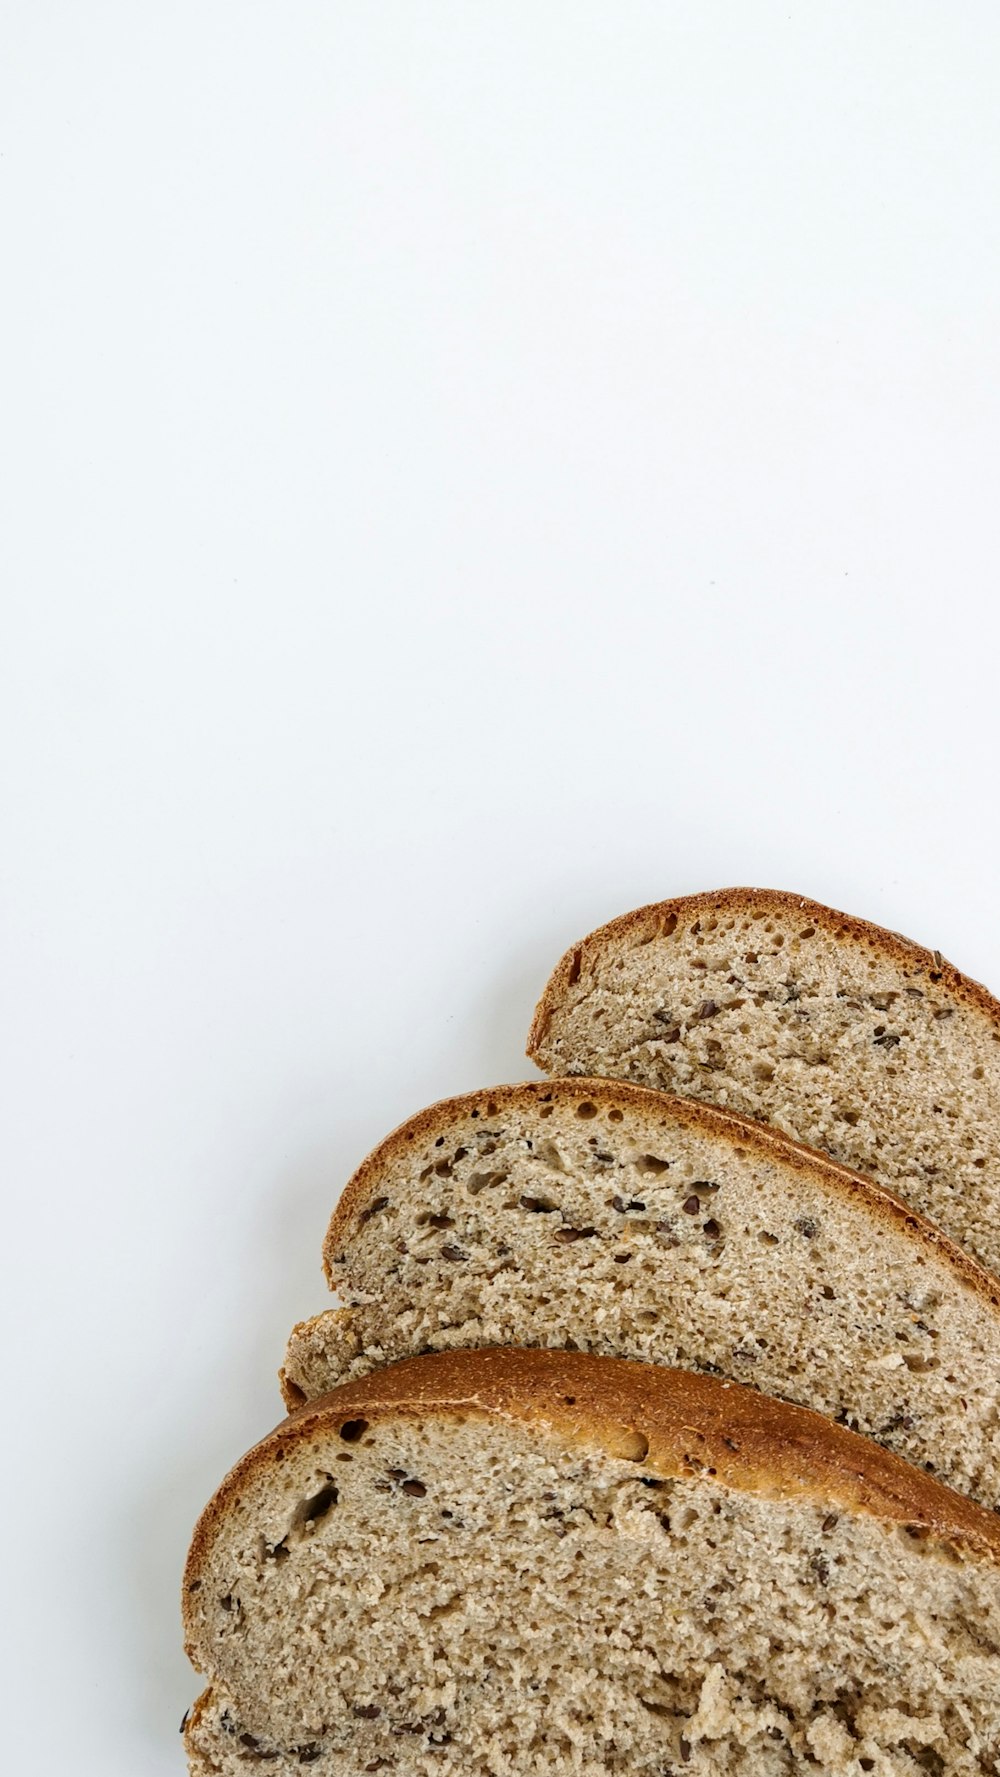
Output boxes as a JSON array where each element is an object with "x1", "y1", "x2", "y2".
[
  {"x1": 527, "y1": 888, "x2": 1000, "y2": 1275},
  {"x1": 184, "y1": 1347, "x2": 1000, "y2": 1776},
  {"x1": 280, "y1": 1079, "x2": 1000, "y2": 1510}
]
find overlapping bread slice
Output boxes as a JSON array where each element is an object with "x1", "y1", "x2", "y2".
[
  {"x1": 281, "y1": 1079, "x2": 1000, "y2": 1510},
  {"x1": 527, "y1": 888, "x2": 1000, "y2": 1274},
  {"x1": 185, "y1": 1347, "x2": 1000, "y2": 1776}
]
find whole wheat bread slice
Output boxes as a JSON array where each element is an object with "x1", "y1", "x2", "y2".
[
  {"x1": 527, "y1": 888, "x2": 1000, "y2": 1275},
  {"x1": 184, "y1": 1347, "x2": 1000, "y2": 1776},
  {"x1": 280, "y1": 1079, "x2": 1000, "y2": 1511}
]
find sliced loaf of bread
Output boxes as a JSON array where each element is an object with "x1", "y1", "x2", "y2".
[
  {"x1": 280, "y1": 1079, "x2": 1000, "y2": 1510},
  {"x1": 184, "y1": 1347, "x2": 1000, "y2": 1776},
  {"x1": 527, "y1": 888, "x2": 1000, "y2": 1274}
]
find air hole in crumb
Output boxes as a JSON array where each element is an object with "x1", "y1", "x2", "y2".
[
  {"x1": 575, "y1": 1101, "x2": 598, "y2": 1119},
  {"x1": 608, "y1": 1107, "x2": 624, "y2": 1123},
  {"x1": 340, "y1": 1418, "x2": 369, "y2": 1442},
  {"x1": 294, "y1": 1482, "x2": 339, "y2": 1528},
  {"x1": 536, "y1": 1140, "x2": 566, "y2": 1171},
  {"x1": 638, "y1": 1155, "x2": 671, "y2": 1174},
  {"x1": 758, "y1": 1231, "x2": 779, "y2": 1247},
  {"x1": 617, "y1": 1430, "x2": 650, "y2": 1462},
  {"x1": 402, "y1": 1478, "x2": 427, "y2": 1498},
  {"x1": 467, "y1": 1170, "x2": 507, "y2": 1196},
  {"x1": 661, "y1": 912, "x2": 678, "y2": 936},
  {"x1": 567, "y1": 948, "x2": 582, "y2": 986}
]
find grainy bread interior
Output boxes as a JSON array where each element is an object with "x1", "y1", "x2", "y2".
[
  {"x1": 280, "y1": 1080, "x2": 1000, "y2": 1510},
  {"x1": 184, "y1": 1348, "x2": 1000, "y2": 1777},
  {"x1": 527, "y1": 889, "x2": 1000, "y2": 1275}
]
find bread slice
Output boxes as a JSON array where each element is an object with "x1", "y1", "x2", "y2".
[
  {"x1": 184, "y1": 1346, "x2": 1000, "y2": 1776},
  {"x1": 527, "y1": 888, "x2": 1000, "y2": 1275},
  {"x1": 279, "y1": 1079, "x2": 1000, "y2": 1512}
]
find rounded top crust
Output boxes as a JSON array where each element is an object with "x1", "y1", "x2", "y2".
[
  {"x1": 184, "y1": 1346, "x2": 1000, "y2": 1655},
  {"x1": 526, "y1": 887, "x2": 1000, "y2": 1058},
  {"x1": 319, "y1": 1076, "x2": 1000, "y2": 1316}
]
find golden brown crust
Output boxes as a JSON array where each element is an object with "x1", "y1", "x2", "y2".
[
  {"x1": 526, "y1": 887, "x2": 1000, "y2": 1057},
  {"x1": 279, "y1": 1379, "x2": 307, "y2": 1410},
  {"x1": 184, "y1": 1348, "x2": 1000, "y2": 1648},
  {"x1": 319, "y1": 1077, "x2": 1000, "y2": 1317},
  {"x1": 182, "y1": 1688, "x2": 215, "y2": 1765}
]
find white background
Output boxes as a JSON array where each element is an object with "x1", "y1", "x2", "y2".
[{"x1": 3, "y1": 4, "x2": 1000, "y2": 1770}]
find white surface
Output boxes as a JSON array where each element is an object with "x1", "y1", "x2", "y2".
[{"x1": 3, "y1": 3, "x2": 1000, "y2": 1768}]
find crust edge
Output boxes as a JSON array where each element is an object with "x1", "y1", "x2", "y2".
[
  {"x1": 318, "y1": 1077, "x2": 1000, "y2": 1319},
  {"x1": 184, "y1": 1345, "x2": 1000, "y2": 1665},
  {"x1": 526, "y1": 887, "x2": 1000, "y2": 1059}
]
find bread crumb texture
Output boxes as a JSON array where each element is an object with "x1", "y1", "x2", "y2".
[
  {"x1": 186, "y1": 1351, "x2": 1000, "y2": 1776},
  {"x1": 281, "y1": 1080, "x2": 1000, "y2": 1511},
  {"x1": 527, "y1": 890, "x2": 1000, "y2": 1276}
]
